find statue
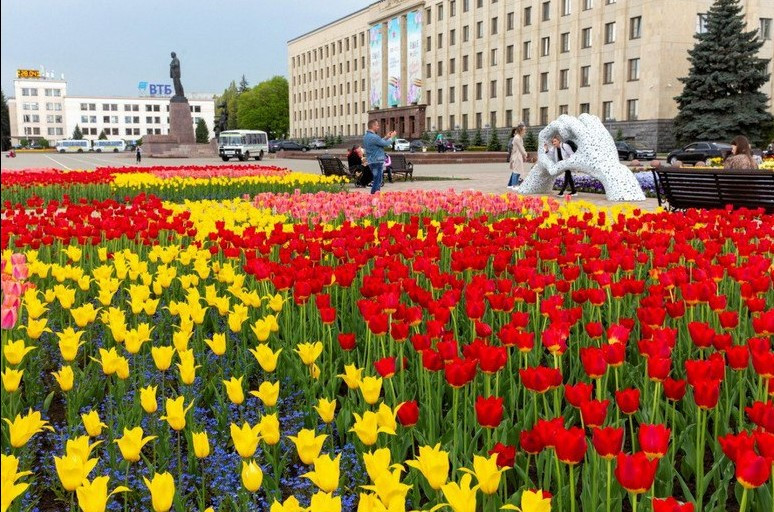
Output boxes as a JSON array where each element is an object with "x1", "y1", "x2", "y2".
[
  {"x1": 217, "y1": 102, "x2": 228, "y2": 135},
  {"x1": 170, "y1": 52, "x2": 185, "y2": 99},
  {"x1": 514, "y1": 114, "x2": 646, "y2": 201}
]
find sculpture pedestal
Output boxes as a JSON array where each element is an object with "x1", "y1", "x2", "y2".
[
  {"x1": 169, "y1": 100, "x2": 195, "y2": 144},
  {"x1": 144, "y1": 97, "x2": 209, "y2": 157}
]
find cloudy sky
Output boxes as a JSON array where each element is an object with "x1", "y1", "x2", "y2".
[{"x1": 2, "y1": 0, "x2": 368, "y2": 97}]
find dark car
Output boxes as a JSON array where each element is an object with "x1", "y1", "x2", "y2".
[
  {"x1": 275, "y1": 140, "x2": 309, "y2": 152},
  {"x1": 666, "y1": 142, "x2": 732, "y2": 166},
  {"x1": 440, "y1": 138, "x2": 465, "y2": 152},
  {"x1": 409, "y1": 140, "x2": 429, "y2": 152},
  {"x1": 616, "y1": 141, "x2": 656, "y2": 161},
  {"x1": 268, "y1": 140, "x2": 283, "y2": 153}
]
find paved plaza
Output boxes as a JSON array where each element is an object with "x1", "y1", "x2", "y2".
[{"x1": 0, "y1": 151, "x2": 660, "y2": 210}]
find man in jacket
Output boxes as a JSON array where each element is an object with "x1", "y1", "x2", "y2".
[
  {"x1": 363, "y1": 120, "x2": 397, "y2": 194},
  {"x1": 546, "y1": 135, "x2": 576, "y2": 195}
]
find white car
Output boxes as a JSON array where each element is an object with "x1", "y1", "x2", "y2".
[{"x1": 393, "y1": 139, "x2": 410, "y2": 151}]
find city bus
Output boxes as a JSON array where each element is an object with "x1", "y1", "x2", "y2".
[
  {"x1": 218, "y1": 130, "x2": 268, "y2": 161},
  {"x1": 55, "y1": 140, "x2": 91, "y2": 153},
  {"x1": 92, "y1": 139, "x2": 126, "y2": 152}
]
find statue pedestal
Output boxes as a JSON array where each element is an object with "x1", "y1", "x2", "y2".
[
  {"x1": 144, "y1": 97, "x2": 209, "y2": 157},
  {"x1": 169, "y1": 100, "x2": 195, "y2": 144}
]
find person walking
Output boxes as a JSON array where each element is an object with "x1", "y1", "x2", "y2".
[
  {"x1": 724, "y1": 135, "x2": 758, "y2": 169},
  {"x1": 135, "y1": 145, "x2": 142, "y2": 164},
  {"x1": 507, "y1": 123, "x2": 529, "y2": 189},
  {"x1": 363, "y1": 120, "x2": 396, "y2": 194},
  {"x1": 547, "y1": 135, "x2": 576, "y2": 195}
]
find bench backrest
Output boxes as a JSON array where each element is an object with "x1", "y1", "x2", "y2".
[
  {"x1": 317, "y1": 156, "x2": 350, "y2": 176},
  {"x1": 390, "y1": 154, "x2": 412, "y2": 171},
  {"x1": 653, "y1": 168, "x2": 774, "y2": 212}
]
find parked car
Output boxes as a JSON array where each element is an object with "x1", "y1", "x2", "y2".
[
  {"x1": 666, "y1": 142, "x2": 732, "y2": 166},
  {"x1": 393, "y1": 139, "x2": 410, "y2": 151},
  {"x1": 309, "y1": 139, "x2": 327, "y2": 150},
  {"x1": 440, "y1": 138, "x2": 465, "y2": 152},
  {"x1": 268, "y1": 140, "x2": 283, "y2": 153},
  {"x1": 616, "y1": 141, "x2": 656, "y2": 161},
  {"x1": 275, "y1": 140, "x2": 309, "y2": 152},
  {"x1": 409, "y1": 140, "x2": 429, "y2": 153},
  {"x1": 762, "y1": 143, "x2": 774, "y2": 159}
]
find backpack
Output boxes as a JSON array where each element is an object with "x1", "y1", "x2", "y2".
[{"x1": 566, "y1": 140, "x2": 578, "y2": 152}]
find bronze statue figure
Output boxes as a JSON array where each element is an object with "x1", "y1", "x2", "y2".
[{"x1": 170, "y1": 52, "x2": 185, "y2": 99}]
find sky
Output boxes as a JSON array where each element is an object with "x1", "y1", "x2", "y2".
[{"x1": 1, "y1": 0, "x2": 368, "y2": 98}]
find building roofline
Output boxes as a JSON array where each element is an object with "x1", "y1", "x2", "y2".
[
  {"x1": 64, "y1": 95, "x2": 215, "y2": 101},
  {"x1": 287, "y1": 1, "x2": 381, "y2": 44}
]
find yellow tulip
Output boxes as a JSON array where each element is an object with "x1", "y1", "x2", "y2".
[
  {"x1": 75, "y1": 476, "x2": 129, "y2": 512},
  {"x1": 349, "y1": 411, "x2": 395, "y2": 447},
  {"x1": 295, "y1": 341, "x2": 323, "y2": 366},
  {"x1": 437, "y1": 474, "x2": 479, "y2": 512},
  {"x1": 151, "y1": 346, "x2": 175, "y2": 372},
  {"x1": 143, "y1": 298, "x2": 160, "y2": 316},
  {"x1": 176, "y1": 349, "x2": 200, "y2": 385},
  {"x1": 249, "y1": 381, "x2": 279, "y2": 407},
  {"x1": 303, "y1": 453, "x2": 341, "y2": 492},
  {"x1": 338, "y1": 364, "x2": 363, "y2": 390},
  {"x1": 56, "y1": 327, "x2": 85, "y2": 362},
  {"x1": 375, "y1": 403, "x2": 399, "y2": 432},
  {"x1": 114, "y1": 426, "x2": 156, "y2": 463},
  {"x1": 23, "y1": 296, "x2": 47, "y2": 320},
  {"x1": 310, "y1": 363, "x2": 321, "y2": 380},
  {"x1": 91, "y1": 347, "x2": 120, "y2": 376},
  {"x1": 1, "y1": 454, "x2": 32, "y2": 512},
  {"x1": 359, "y1": 467, "x2": 411, "y2": 510},
  {"x1": 22, "y1": 317, "x2": 51, "y2": 339},
  {"x1": 362, "y1": 448, "x2": 397, "y2": 483},
  {"x1": 264, "y1": 314, "x2": 280, "y2": 332},
  {"x1": 259, "y1": 413, "x2": 280, "y2": 445},
  {"x1": 288, "y1": 429, "x2": 327, "y2": 465},
  {"x1": 205, "y1": 333, "x2": 227, "y2": 356},
  {"x1": 3, "y1": 339, "x2": 36, "y2": 366},
  {"x1": 227, "y1": 305, "x2": 249, "y2": 332},
  {"x1": 241, "y1": 460, "x2": 264, "y2": 492},
  {"x1": 52, "y1": 365, "x2": 74, "y2": 392},
  {"x1": 359, "y1": 376, "x2": 383, "y2": 405},
  {"x1": 266, "y1": 293, "x2": 284, "y2": 313},
  {"x1": 64, "y1": 435, "x2": 101, "y2": 462},
  {"x1": 97, "y1": 247, "x2": 108, "y2": 262},
  {"x1": 2, "y1": 368, "x2": 23, "y2": 392},
  {"x1": 405, "y1": 444, "x2": 449, "y2": 490},
  {"x1": 501, "y1": 490, "x2": 552, "y2": 512},
  {"x1": 171, "y1": 327, "x2": 191, "y2": 353},
  {"x1": 249, "y1": 345, "x2": 282, "y2": 372},
  {"x1": 44, "y1": 289, "x2": 56, "y2": 303},
  {"x1": 81, "y1": 411, "x2": 107, "y2": 438},
  {"x1": 269, "y1": 496, "x2": 303, "y2": 512},
  {"x1": 4, "y1": 409, "x2": 54, "y2": 448},
  {"x1": 250, "y1": 319, "x2": 271, "y2": 342},
  {"x1": 54, "y1": 453, "x2": 99, "y2": 491},
  {"x1": 309, "y1": 492, "x2": 342, "y2": 512},
  {"x1": 115, "y1": 357, "x2": 130, "y2": 380},
  {"x1": 143, "y1": 472, "x2": 175, "y2": 512},
  {"x1": 314, "y1": 398, "x2": 337, "y2": 424},
  {"x1": 230, "y1": 422, "x2": 262, "y2": 458},
  {"x1": 54, "y1": 286, "x2": 76, "y2": 309},
  {"x1": 223, "y1": 376, "x2": 245, "y2": 405},
  {"x1": 70, "y1": 304, "x2": 100, "y2": 328},
  {"x1": 64, "y1": 245, "x2": 82, "y2": 262},
  {"x1": 192, "y1": 431, "x2": 210, "y2": 458},
  {"x1": 139, "y1": 386, "x2": 158, "y2": 414},
  {"x1": 460, "y1": 454, "x2": 509, "y2": 495},
  {"x1": 159, "y1": 396, "x2": 193, "y2": 431}
]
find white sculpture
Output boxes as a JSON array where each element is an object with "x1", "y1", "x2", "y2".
[{"x1": 515, "y1": 114, "x2": 646, "y2": 201}]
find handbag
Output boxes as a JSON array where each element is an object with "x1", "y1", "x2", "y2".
[{"x1": 507, "y1": 172, "x2": 521, "y2": 187}]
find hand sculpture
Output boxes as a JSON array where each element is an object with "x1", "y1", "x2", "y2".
[{"x1": 515, "y1": 114, "x2": 646, "y2": 201}]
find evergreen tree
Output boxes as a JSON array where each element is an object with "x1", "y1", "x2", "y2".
[
  {"x1": 421, "y1": 131, "x2": 431, "y2": 142},
  {"x1": 39, "y1": 138, "x2": 50, "y2": 149},
  {"x1": 72, "y1": 125, "x2": 83, "y2": 140},
  {"x1": 335, "y1": 133, "x2": 343, "y2": 145},
  {"x1": 523, "y1": 130, "x2": 538, "y2": 152},
  {"x1": 615, "y1": 128, "x2": 624, "y2": 141},
  {"x1": 487, "y1": 127, "x2": 502, "y2": 151},
  {"x1": 674, "y1": 0, "x2": 773, "y2": 146},
  {"x1": 238, "y1": 75, "x2": 250, "y2": 94},
  {"x1": 1, "y1": 90, "x2": 11, "y2": 151},
  {"x1": 98, "y1": 130, "x2": 108, "y2": 140},
  {"x1": 473, "y1": 128, "x2": 484, "y2": 146},
  {"x1": 459, "y1": 127, "x2": 470, "y2": 147},
  {"x1": 195, "y1": 119, "x2": 210, "y2": 143}
]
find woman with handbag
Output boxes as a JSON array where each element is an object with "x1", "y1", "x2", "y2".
[{"x1": 507, "y1": 123, "x2": 528, "y2": 189}]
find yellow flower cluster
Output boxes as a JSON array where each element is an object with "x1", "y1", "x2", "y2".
[
  {"x1": 163, "y1": 199, "x2": 288, "y2": 240},
  {"x1": 111, "y1": 172, "x2": 346, "y2": 191}
]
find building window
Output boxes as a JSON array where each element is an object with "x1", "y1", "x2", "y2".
[
  {"x1": 506, "y1": 109, "x2": 513, "y2": 127},
  {"x1": 582, "y1": 27, "x2": 592, "y2": 48},
  {"x1": 561, "y1": 0, "x2": 571, "y2": 16},
  {"x1": 630, "y1": 16, "x2": 642, "y2": 39},
  {"x1": 583, "y1": 0, "x2": 592, "y2": 9},
  {"x1": 603, "y1": 62, "x2": 614, "y2": 84},
  {"x1": 477, "y1": 21, "x2": 484, "y2": 38},
  {"x1": 540, "y1": 72, "x2": 549, "y2": 92},
  {"x1": 462, "y1": 84, "x2": 469, "y2": 101},
  {"x1": 559, "y1": 105, "x2": 569, "y2": 115},
  {"x1": 491, "y1": 49, "x2": 498, "y2": 66},
  {"x1": 450, "y1": 0, "x2": 456, "y2": 16},
  {"x1": 522, "y1": 108, "x2": 531, "y2": 125},
  {"x1": 628, "y1": 58, "x2": 640, "y2": 81},
  {"x1": 438, "y1": 33, "x2": 444, "y2": 49},
  {"x1": 523, "y1": 41, "x2": 532, "y2": 60},
  {"x1": 463, "y1": 55, "x2": 469, "y2": 71},
  {"x1": 605, "y1": 22, "x2": 616, "y2": 43},
  {"x1": 426, "y1": 36, "x2": 432, "y2": 51},
  {"x1": 450, "y1": 58, "x2": 456, "y2": 73},
  {"x1": 606, "y1": 0, "x2": 616, "y2": 3},
  {"x1": 438, "y1": 3, "x2": 444, "y2": 19},
  {"x1": 602, "y1": 101, "x2": 613, "y2": 121},
  {"x1": 449, "y1": 115, "x2": 456, "y2": 130},
  {"x1": 490, "y1": 111, "x2": 497, "y2": 128},
  {"x1": 507, "y1": 12, "x2": 514, "y2": 30},
  {"x1": 476, "y1": 82, "x2": 483, "y2": 100},
  {"x1": 438, "y1": 61, "x2": 444, "y2": 76},
  {"x1": 426, "y1": 7, "x2": 431, "y2": 23},
  {"x1": 506, "y1": 78, "x2": 513, "y2": 96},
  {"x1": 541, "y1": 37, "x2": 550, "y2": 56},
  {"x1": 559, "y1": 69, "x2": 569, "y2": 89},
  {"x1": 506, "y1": 45, "x2": 514, "y2": 63},
  {"x1": 462, "y1": 113, "x2": 469, "y2": 129},
  {"x1": 524, "y1": 6, "x2": 532, "y2": 26},
  {"x1": 561, "y1": 32, "x2": 570, "y2": 53},
  {"x1": 437, "y1": 88, "x2": 443, "y2": 104},
  {"x1": 540, "y1": 107, "x2": 549, "y2": 125},
  {"x1": 697, "y1": 13, "x2": 708, "y2": 34},
  {"x1": 426, "y1": 90, "x2": 432, "y2": 104},
  {"x1": 463, "y1": 25, "x2": 470, "y2": 42},
  {"x1": 542, "y1": 1, "x2": 551, "y2": 21},
  {"x1": 450, "y1": 29, "x2": 456, "y2": 45},
  {"x1": 627, "y1": 99, "x2": 639, "y2": 120},
  {"x1": 761, "y1": 18, "x2": 772, "y2": 40},
  {"x1": 580, "y1": 103, "x2": 590, "y2": 114},
  {"x1": 491, "y1": 17, "x2": 498, "y2": 34},
  {"x1": 476, "y1": 52, "x2": 483, "y2": 68},
  {"x1": 580, "y1": 65, "x2": 591, "y2": 87},
  {"x1": 476, "y1": 112, "x2": 482, "y2": 129},
  {"x1": 490, "y1": 80, "x2": 498, "y2": 98},
  {"x1": 522, "y1": 75, "x2": 531, "y2": 94},
  {"x1": 426, "y1": 63, "x2": 432, "y2": 78},
  {"x1": 450, "y1": 86, "x2": 456, "y2": 103}
]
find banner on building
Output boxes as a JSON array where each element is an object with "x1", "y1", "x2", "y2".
[
  {"x1": 387, "y1": 17, "x2": 401, "y2": 107},
  {"x1": 369, "y1": 24, "x2": 383, "y2": 110},
  {"x1": 406, "y1": 10, "x2": 423, "y2": 105}
]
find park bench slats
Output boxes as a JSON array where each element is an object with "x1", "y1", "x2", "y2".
[
  {"x1": 389, "y1": 154, "x2": 414, "y2": 181},
  {"x1": 317, "y1": 156, "x2": 358, "y2": 182}
]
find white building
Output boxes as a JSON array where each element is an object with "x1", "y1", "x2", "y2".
[{"x1": 8, "y1": 70, "x2": 216, "y2": 145}]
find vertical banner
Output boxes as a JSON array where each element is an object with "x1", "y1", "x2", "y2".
[
  {"x1": 387, "y1": 17, "x2": 401, "y2": 107},
  {"x1": 406, "y1": 10, "x2": 423, "y2": 104},
  {"x1": 369, "y1": 24, "x2": 383, "y2": 110}
]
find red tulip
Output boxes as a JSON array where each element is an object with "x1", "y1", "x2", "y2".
[
  {"x1": 488, "y1": 442, "x2": 516, "y2": 468},
  {"x1": 374, "y1": 357, "x2": 397, "y2": 378},
  {"x1": 585, "y1": 322, "x2": 604, "y2": 339},
  {"x1": 688, "y1": 322, "x2": 716, "y2": 349},
  {"x1": 555, "y1": 427, "x2": 587, "y2": 464},
  {"x1": 520, "y1": 366, "x2": 563, "y2": 394},
  {"x1": 437, "y1": 340, "x2": 458, "y2": 362},
  {"x1": 726, "y1": 345, "x2": 750, "y2": 371},
  {"x1": 580, "y1": 347, "x2": 607, "y2": 379},
  {"x1": 607, "y1": 324, "x2": 631, "y2": 345},
  {"x1": 718, "y1": 311, "x2": 739, "y2": 330},
  {"x1": 421, "y1": 349, "x2": 443, "y2": 372},
  {"x1": 663, "y1": 378, "x2": 687, "y2": 402},
  {"x1": 647, "y1": 357, "x2": 672, "y2": 382},
  {"x1": 475, "y1": 395, "x2": 504, "y2": 428},
  {"x1": 475, "y1": 321, "x2": 492, "y2": 338},
  {"x1": 718, "y1": 432, "x2": 756, "y2": 463},
  {"x1": 337, "y1": 333, "x2": 356, "y2": 351},
  {"x1": 638, "y1": 424, "x2": 671, "y2": 459},
  {"x1": 564, "y1": 382, "x2": 593, "y2": 409},
  {"x1": 664, "y1": 301, "x2": 686, "y2": 319},
  {"x1": 478, "y1": 345, "x2": 507, "y2": 375},
  {"x1": 614, "y1": 452, "x2": 659, "y2": 494},
  {"x1": 318, "y1": 307, "x2": 336, "y2": 324},
  {"x1": 692, "y1": 378, "x2": 721, "y2": 410},
  {"x1": 603, "y1": 342, "x2": 626, "y2": 367},
  {"x1": 520, "y1": 428, "x2": 546, "y2": 455},
  {"x1": 444, "y1": 358, "x2": 477, "y2": 388},
  {"x1": 652, "y1": 497, "x2": 694, "y2": 512},
  {"x1": 751, "y1": 350, "x2": 774, "y2": 379},
  {"x1": 541, "y1": 324, "x2": 569, "y2": 355},
  {"x1": 746, "y1": 401, "x2": 774, "y2": 432},
  {"x1": 580, "y1": 399, "x2": 609, "y2": 429},
  {"x1": 753, "y1": 430, "x2": 774, "y2": 461},
  {"x1": 396, "y1": 401, "x2": 419, "y2": 427},
  {"x1": 735, "y1": 449, "x2": 772, "y2": 489},
  {"x1": 712, "y1": 333, "x2": 733, "y2": 352},
  {"x1": 615, "y1": 388, "x2": 640, "y2": 415},
  {"x1": 592, "y1": 426, "x2": 624, "y2": 460},
  {"x1": 536, "y1": 418, "x2": 565, "y2": 449}
]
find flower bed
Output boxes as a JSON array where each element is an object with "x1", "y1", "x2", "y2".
[{"x1": 1, "y1": 181, "x2": 773, "y2": 512}]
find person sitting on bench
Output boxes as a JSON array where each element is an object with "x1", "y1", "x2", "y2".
[{"x1": 347, "y1": 145, "x2": 372, "y2": 187}]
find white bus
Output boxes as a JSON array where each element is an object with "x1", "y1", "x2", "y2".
[
  {"x1": 92, "y1": 140, "x2": 126, "y2": 153},
  {"x1": 218, "y1": 130, "x2": 268, "y2": 161},
  {"x1": 55, "y1": 140, "x2": 91, "y2": 153}
]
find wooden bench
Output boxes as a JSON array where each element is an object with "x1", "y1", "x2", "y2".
[
  {"x1": 651, "y1": 167, "x2": 774, "y2": 212},
  {"x1": 389, "y1": 154, "x2": 414, "y2": 181},
  {"x1": 317, "y1": 156, "x2": 358, "y2": 182}
]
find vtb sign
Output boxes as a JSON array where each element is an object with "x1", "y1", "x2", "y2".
[{"x1": 138, "y1": 81, "x2": 173, "y2": 97}]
